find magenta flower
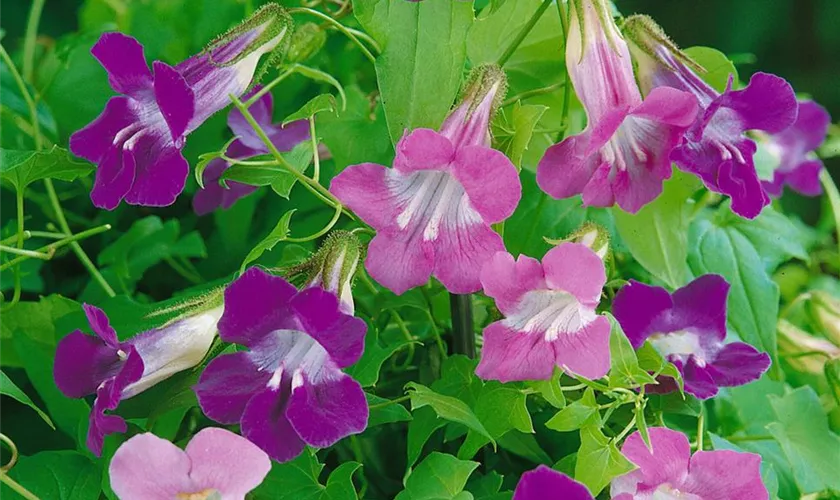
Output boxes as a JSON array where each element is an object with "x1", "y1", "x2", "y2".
[
  {"x1": 612, "y1": 427, "x2": 768, "y2": 499},
  {"x1": 624, "y1": 16, "x2": 797, "y2": 219},
  {"x1": 193, "y1": 86, "x2": 310, "y2": 216},
  {"x1": 53, "y1": 304, "x2": 223, "y2": 455},
  {"x1": 612, "y1": 275, "x2": 771, "y2": 399},
  {"x1": 70, "y1": 5, "x2": 289, "y2": 210},
  {"x1": 536, "y1": 0, "x2": 698, "y2": 214},
  {"x1": 109, "y1": 427, "x2": 271, "y2": 500},
  {"x1": 761, "y1": 100, "x2": 831, "y2": 197},
  {"x1": 476, "y1": 243, "x2": 611, "y2": 382},
  {"x1": 513, "y1": 466, "x2": 594, "y2": 500},
  {"x1": 330, "y1": 77, "x2": 521, "y2": 295},
  {"x1": 193, "y1": 267, "x2": 368, "y2": 462}
]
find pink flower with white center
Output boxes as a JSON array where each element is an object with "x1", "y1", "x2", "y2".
[
  {"x1": 612, "y1": 427, "x2": 768, "y2": 500},
  {"x1": 536, "y1": 0, "x2": 698, "y2": 213},
  {"x1": 329, "y1": 69, "x2": 521, "y2": 295},
  {"x1": 476, "y1": 242, "x2": 611, "y2": 382},
  {"x1": 109, "y1": 428, "x2": 270, "y2": 500}
]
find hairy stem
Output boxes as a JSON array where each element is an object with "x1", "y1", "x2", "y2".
[
  {"x1": 450, "y1": 293, "x2": 475, "y2": 358},
  {"x1": 497, "y1": 0, "x2": 553, "y2": 67}
]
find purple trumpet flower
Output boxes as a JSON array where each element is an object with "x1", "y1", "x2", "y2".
[
  {"x1": 612, "y1": 427, "x2": 767, "y2": 499},
  {"x1": 623, "y1": 15, "x2": 798, "y2": 219},
  {"x1": 612, "y1": 275, "x2": 771, "y2": 399},
  {"x1": 193, "y1": 87, "x2": 310, "y2": 216},
  {"x1": 70, "y1": 5, "x2": 290, "y2": 210},
  {"x1": 330, "y1": 67, "x2": 521, "y2": 295},
  {"x1": 193, "y1": 268, "x2": 368, "y2": 463},
  {"x1": 761, "y1": 99, "x2": 831, "y2": 197},
  {"x1": 536, "y1": 0, "x2": 698, "y2": 214},
  {"x1": 513, "y1": 466, "x2": 595, "y2": 500},
  {"x1": 53, "y1": 304, "x2": 223, "y2": 455}
]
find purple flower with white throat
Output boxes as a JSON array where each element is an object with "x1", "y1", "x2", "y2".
[
  {"x1": 193, "y1": 86, "x2": 310, "y2": 216},
  {"x1": 513, "y1": 466, "x2": 595, "y2": 500},
  {"x1": 536, "y1": 0, "x2": 698, "y2": 214},
  {"x1": 70, "y1": 4, "x2": 290, "y2": 210},
  {"x1": 612, "y1": 427, "x2": 768, "y2": 500},
  {"x1": 109, "y1": 427, "x2": 271, "y2": 500},
  {"x1": 761, "y1": 99, "x2": 831, "y2": 197},
  {"x1": 330, "y1": 66, "x2": 521, "y2": 295},
  {"x1": 193, "y1": 267, "x2": 368, "y2": 463},
  {"x1": 623, "y1": 15, "x2": 798, "y2": 219},
  {"x1": 612, "y1": 275, "x2": 771, "y2": 399},
  {"x1": 476, "y1": 242, "x2": 611, "y2": 382},
  {"x1": 53, "y1": 304, "x2": 223, "y2": 455}
]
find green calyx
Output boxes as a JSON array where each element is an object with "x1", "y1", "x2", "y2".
[
  {"x1": 545, "y1": 222, "x2": 611, "y2": 262},
  {"x1": 285, "y1": 23, "x2": 327, "y2": 64},
  {"x1": 280, "y1": 230, "x2": 363, "y2": 296},
  {"x1": 571, "y1": 0, "x2": 624, "y2": 64},
  {"x1": 459, "y1": 63, "x2": 508, "y2": 120},
  {"x1": 205, "y1": 3, "x2": 293, "y2": 68},
  {"x1": 144, "y1": 287, "x2": 225, "y2": 325},
  {"x1": 621, "y1": 14, "x2": 705, "y2": 74}
]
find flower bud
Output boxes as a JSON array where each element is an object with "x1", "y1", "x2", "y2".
[
  {"x1": 544, "y1": 222, "x2": 610, "y2": 261},
  {"x1": 439, "y1": 64, "x2": 508, "y2": 149},
  {"x1": 778, "y1": 319, "x2": 840, "y2": 376},
  {"x1": 285, "y1": 23, "x2": 327, "y2": 63},
  {"x1": 809, "y1": 291, "x2": 840, "y2": 348}
]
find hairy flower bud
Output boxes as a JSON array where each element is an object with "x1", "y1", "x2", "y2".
[
  {"x1": 545, "y1": 222, "x2": 611, "y2": 261},
  {"x1": 286, "y1": 23, "x2": 327, "y2": 64}
]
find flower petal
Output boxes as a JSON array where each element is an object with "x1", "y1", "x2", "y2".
[
  {"x1": 513, "y1": 465, "x2": 595, "y2": 500},
  {"x1": 330, "y1": 163, "x2": 400, "y2": 232},
  {"x1": 53, "y1": 330, "x2": 122, "y2": 398},
  {"x1": 109, "y1": 433, "x2": 193, "y2": 500},
  {"x1": 783, "y1": 159, "x2": 823, "y2": 196},
  {"x1": 717, "y1": 153, "x2": 769, "y2": 220},
  {"x1": 684, "y1": 450, "x2": 767, "y2": 500},
  {"x1": 122, "y1": 135, "x2": 190, "y2": 207},
  {"x1": 553, "y1": 315, "x2": 611, "y2": 380},
  {"x1": 185, "y1": 427, "x2": 272, "y2": 498},
  {"x1": 228, "y1": 87, "x2": 275, "y2": 150},
  {"x1": 681, "y1": 360, "x2": 720, "y2": 399},
  {"x1": 707, "y1": 342, "x2": 771, "y2": 387},
  {"x1": 612, "y1": 280, "x2": 673, "y2": 348},
  {"x1": 476, "y1": 321, "x2": 556, "y2": 382},
  {"x1": 194, "y1": 352, "x2": 270, "y2": 425},
  {"x1": 90, "y1": 32, "x2": 153, "y2": 99},
  {"x1": 90, "y1": 140, "x2": 135, "y2": 210},
  {"x1": 217, "y1": 268, "x2": 298, "y2": 347},
  {"x1": 480, "y1": 252, "x2": 545, "y2": 316},
  {"x1": 433, "y1": 223, "x2": 505, "y2": 294},
  {"x1": 365, "y1": 232, "x2": 434, "y2": 296},
  {"x1": 83, "y1": 304, "x2": 119, "y2": 346},
  {"x1": 792, "y1": 100, "x2": 832, "y2": 152},
  {"x1": 69, "y1": 96, "x2": 137, "y2": 164},
  {"x1": 286, "y1": 373, "x2": 368, "y2": 448},
  {"x1": 716, "y1": 72, "x2": 797, "y2": 134},
  {"x1": 541, "y1": 243, "x2": 606, "y2": 307},
  {"x1": 87, "y1": 347, "x2": 144, "y2": 456},
  {"x1": 393, "y1": 129, "x2": 455, "y2": 174},
  {"x1": 620, "y1": 427, "x2": 691, "y2": 489},
  {"x1": 152, "y1": 61, "x2": 195, "y2": 141},
  {"x1": 670, "y1": 274, "x2": 729, "y2": 341},
  {"x1": 537, "y1": 128, "x2": 604, "y2": 201},
  {"x1": 452, "y1": 145, "x2": 521, "y2": 223},
  {"x1": 241, "y1": 387, "x2": 306, "y2": 463},
  {"x1": 290, "y1": 287, "x2": 367, "y2": 368}
]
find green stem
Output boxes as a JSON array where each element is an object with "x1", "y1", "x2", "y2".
[
  {"x1": 820, "y1": 169, "x2": 840, "y2": 258},
  {"x1": 560, "y1": 383, "x2": 587, "y2": 392},
  {"x1": 309, "y1": 117, "x2": 320, "y2": 182},
  {"x1": 613, "y1": 417, "x2": 637, "y2": 443},
  {"x1": 0, "y1": 245, "x2": 52, "y2": 260},
  {"x1": 696, "y1": 407, "x2": 705, "y2": 451},
  {"x1": 287, "y1": 7, "x2": 377, "y2": 63},
  {"x1": 23, "y1": 0, "x2": 46, "y2": 83},
  {"x1": 497, "y1": 0, "x2": 552, "y2": 67},
  {"x1": 450, "y1": 294, "x2": 475, "y2": 358},
  {"x1": 368, "y1": 395, "x2": 411, "y2": 410},
  {"x1": 164, "y1": 257, "x2": 201, "y2": 285},
  {"x1": 0, "y1": 224, "x2": 112, "y2": 272},
  {"x1": 0, "y1": 232, "x2": 31, "y2": 246},
  {"x1": 0, "y1": 45, "x2": 42, "y2": 149},
  {"x1": 555, "y1": 0, "x2": 572, "y2": 140},
  {"x1": 244, "y1": 67, "x2": 296, "y2": 107},
  {"x1": 286, "y1": 202, "x2": 342, "y2": 242},
  {"x1": 502, "y1": 80, "x2": 565, "y2": 107},
  {"x1": 0, "y1": 473, "x2": 39, "y2": 500}
]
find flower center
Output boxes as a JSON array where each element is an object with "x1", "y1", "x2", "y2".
[
  {"x1": 601, "y1": 116, "x2": 656, "y2": 173},
  {"x1": 504, "y1": 290, "x2": 596, "y2": 341},
  {"x1": 391, "y1": 170, "x2": 481, "y2": 241},
  {"x1": 250, "y1": 330, "x2": 335, "y2": 390},
  {"x1": 648, "y1": 330, "x2": 707, "y2": 366},
  {"x1": 176, "y1": 489, "x2": 221, "y2": 500}
]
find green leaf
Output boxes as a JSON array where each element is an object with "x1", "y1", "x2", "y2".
[
  {"x1": 545, "y1": 388, "x2": 600, "y2": 432},
  {"x1": 466, "y1": 472, "x2": 513, "y2": 500},
  {"x1": 221, "y1": 142, "x2": 313, "y2": 198},
  {"x1": 283, "y1": 93, "x2": 338, "y2": 124},
  {"x1": 614, "y1": 170, "x2": 700, "y2": 289},
  {"x1": 395, "y1": 452, "x2": 479, "y2": 500},
  {"x1": 527, "y1": 368, "x2": 565, "y2": 409},
  {"x1": 607, "y1": 314, "x2": 657, "y2": 388},
  {"x1": 492, "y1": 103, "x2": 547, "y2": 169},
  {"x1": 407, "y1": 406, "x2": 447, "y2": 467},
  {"x1": 767, "y1": 386, "x2": 840, "y2": 494},
  {"x1": 367, "y1": 393, "x2": 413, "y2": 427},
  {"x1": 359, "y1": 0, "x2": 475, "y2": 143},
  {"x1": 406, "y1": 382, "x2": 495, "y2": 448},
  {"x1": 347, "y1": 327, "x2": 413, "y2": 387},
  {"x1": 688, "y1": 213, "x2": 781, "y2": 376},
  {"x1": 496, "y1": 431, "x2": 552, "y2": 465},
  {"x1": 0, "y1": 146, "x2": 92, "y2": 191},
  {"x1": 684, "y1": 46, "x2": 738, "y2": 93},
  {"x1": 636, "y1": 341, "x2": 683, "y2": 394},
  {"x1": 1, "y1": 451, "x2": 101, "y2": 500},
  {"x1": 288, "y1": 65, "x2": 347, "y2": 113},
  {"x1": 251, "y1": 449, "x2": 360, "y2": 499},
  {"x1": 0, "y1": 370, "x2": 54, "y2": 429},
  {"x1": 574, "y1": 426, "x2": 635, "y2": 496},
  {"x1": 241, "y1": 209, "x2": 297, "y2": 271},
  {"x1": 458, "y1": 382, "x2": 533, "y2": 459}
]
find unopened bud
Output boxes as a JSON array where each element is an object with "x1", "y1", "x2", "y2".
[
  {"x1": 825, "y1": 358, "x2": 840, "y2": 407},
  {"x1": 440, "y1": 64, "x2": 508, "y2": 149},
  {"x1": 545, "y1": 222, "x2": 610, "y2": 261},
  {"x1": 285, "y1": 23, "x2": 326, "y2": 64},
  {"x1": 778, "y1": 319, "x2": 840, "y2": 376},
  {"x1": 809, "y1": 292, "x2": 840, "y2": 347}
]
